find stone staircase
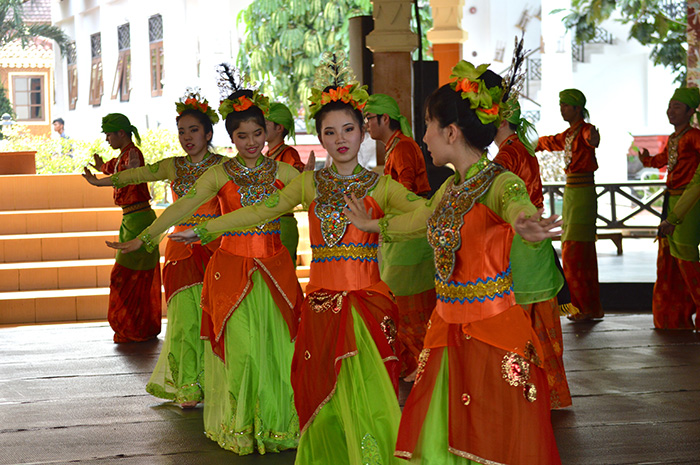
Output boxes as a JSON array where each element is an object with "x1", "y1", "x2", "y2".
[{"x1": 0, "y1": 174, "x2": 310, "y2": 326}]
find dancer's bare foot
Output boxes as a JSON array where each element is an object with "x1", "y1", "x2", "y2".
[{"x1": 180, "y1": 401, "x2": 198, "y2": 409}]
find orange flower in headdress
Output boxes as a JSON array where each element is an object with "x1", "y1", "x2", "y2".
[
  {"x1": 455, "y1": 78, "x2": 479, "y2": 94},
  {"x1": 232, "y1": 96, "x2": 254, "y2": 112},
  {"x1": 478, "y1": 104, "x2": 499, "y2": 116}
]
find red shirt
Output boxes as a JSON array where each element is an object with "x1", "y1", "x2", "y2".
[
  {"x1": 100, "y1": 142, "x2": 151, "y2": 206},
  {"x1": 494, "y1": 134, "x2": 544, "y2": 208},
  {"x1": 384, "y1": 130, "x2": 431, "y2": 196},
  {"x1": 642, "y1": 127, "x2": 700, "y2": 190},
  {"x1": 266, "y1": 142, "x2": 305, "y2": 172},
  {"x1": 536, "y1": 120, "x2": 598, "y2": 174}
]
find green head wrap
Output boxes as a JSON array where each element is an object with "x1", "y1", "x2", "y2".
[
  {"x1": 504, "y1": 101, "x2": 539, "y2": 156},
  {"x1": 671, "y1": 87, "x2": 700, "y2": 109},
  {"x1": 266, "y1": 102, "x2": 295, "y2": 143},
  {"x1": 101, "y1": 113, "x2": 141, "y2": 145},
  {"x1": 559, "y1": 88, "x2": 589, "y2": 120},
  {"x1": 364, "y1": 93, "x2": 413, "y2": 138}
]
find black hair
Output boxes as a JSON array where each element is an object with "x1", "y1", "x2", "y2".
[
  {"x1": 176, "y1": 108, "x2": 215, "y2": 148},
  {"x1": 313, "y1": 87, "x2": 364, "y2": 136},
  {"x1": 424, "y1": 84, "x2": 497, "y2": 150},
  {"x1": 508, "y1": 121, "x2": 519, "y2": 132},
  {"x1": 377, "y1": 114, "x2": 401, "y2": 132},
  {"x1": 53, "y1": 118, "x2": 64, "y2": 125},
  {"x1": 224, "y1": 89, "x2": 266, "y2": 138}
]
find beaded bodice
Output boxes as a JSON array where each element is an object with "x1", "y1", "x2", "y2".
[
  {"x1": 223, "y1": 156, "x2": 278, "y2": 206},
  {"x1": 313, "y1": 167, "x2": 379, "y2": 247},
  {"x1": 170, "y1": 153, "x2": 224, "y2": 198},
  {"x1": 428, "y1": 162, "x2": 506, "y2": 282}
]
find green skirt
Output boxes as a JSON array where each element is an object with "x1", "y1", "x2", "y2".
[
  {"x1": 203, "y1": 270, "x2": 299, "y2": 455},
  {"x1": 408, "y1": 353, "x2": 477, "y2": 465},
  {"x1": 380, "y1": 237, "x2": 435, "y2": 297},
  {"x1": 146, "y1": 285, "x2": 205, "y2": 403},
  {"x1": 510, "y1": 236, "x2": 564, "y2": 305},
  {"x1": 116, "y1": 209, "x2": 160, "y2": 270},
  {"x1": 295, "y1": 308, "x2": 402, "y2": 465},
  {"x1": 562, "y1": 185, "x2": 597, "y2": 242},
  {"x1": 669, "y1": 194, "x2": 700, "y2": 262},
  {"x1": 280, "y1": 215, "x2": 300, "y2": 265}
]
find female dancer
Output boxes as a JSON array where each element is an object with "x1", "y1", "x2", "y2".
[
  {"x1": 169, "y1": 53, "x2": 425, "y2": 464},
  {"x1": 345, "y1": 60, "x2": 563, "y2": 464},
  {"x1": 108, "y1": 67, "x2": 302, "y2": 455},
  {"x1": 83, "y1": 90, "x2": 224, "y2": 407}
]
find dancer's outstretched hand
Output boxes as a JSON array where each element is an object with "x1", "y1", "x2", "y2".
[
  {"x1": 169, "y1": 228, "x2": 199, "y2": 244},
  {"x1": 304, "y1": 150, "x2": 316, "y2": 171},
  {"x1": 81, "y1": 167, "x2": 112, "y2": 186},
  {"x1": 343, "y1": 192, "x2": 379, "y2": 233},
  {"x1": 106, "y1": 237, "x2": 143, "y2": 254},
  {"x1": 513, "y1": 208, "x2": 562, "y2": 242}
]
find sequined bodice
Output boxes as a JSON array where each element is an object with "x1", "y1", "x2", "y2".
[
  {"x1": 170, "y1": 153, "x2": 224, "y2": 198},
  {"x1": 223, "y1": 156, "x2": 278, "y2": 207},
  {"x1": 428, "y1": 162, "x2": 506, "y2": 281},
  {"x1": 313, "y1": 167, "x2": 379, "y2": 246}
]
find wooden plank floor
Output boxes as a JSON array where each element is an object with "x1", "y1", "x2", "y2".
[{"x1": 1, "y1": 314, "x2": 699, "y2": 464}]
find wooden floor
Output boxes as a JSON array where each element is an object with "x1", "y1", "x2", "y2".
[{"x1": 1, "y1": 314, "x2": 699, "y2": 465}]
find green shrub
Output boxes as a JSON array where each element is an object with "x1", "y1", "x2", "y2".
[{"x1": 0, "y1": 125, "x2": 193, "y2": 205}]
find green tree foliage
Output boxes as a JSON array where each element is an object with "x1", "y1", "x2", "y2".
[
  {"x1": 1, "y1": 0, "x2": 71, "y2": 56},
  {"x1": 557, "y1": 0, "x2": 687, "y2": 83},
  {"x1": 237, "y1": 0, "x2": 433, "y2": 121}
]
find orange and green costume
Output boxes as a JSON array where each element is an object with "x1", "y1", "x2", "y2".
[
  {"x1": 100, "y1": 142, "x2": 162, "y2": 343},
  {"x1": 642, "y1": 126, "x2": 700, "y2": 329},
  {"x1": 387, "y1": 155, "x2": 561, "y2": 464},
  {"x1": 537, "y1": 119, "x2": 603, "y2": 319},
  {"x1": 495, "y1": 134, "x2": 571, "y2": 409},
  {"x1": 138, "y1": 155, "x2": 303, "y2": 455},
  {"x1": 112, "y1": 153, "x2": 225, "y2": 403}
]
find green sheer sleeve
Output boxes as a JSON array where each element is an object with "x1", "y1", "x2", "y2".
[
  {"x1": 138, "y1": 164, "x2": 229, "y2": 250},
  {"x1": 194, "y1": 170, "x2": 315, "y2": 243},
  {"x1": 111, "y1": 158, "x2": 176, "y2": 188},
  {"x1": 668, "y1": 166, "x2": 700, "y2": 225},
  {"x1": 380, "y1": 176, "x2": 452, "y2": 242},
  {"x1": 482, "y1": 171, "x2": 537, "y2": 225}
]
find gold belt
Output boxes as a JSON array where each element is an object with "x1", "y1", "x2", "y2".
[
  {"x1": 667, "y1": 188, "x2": 685, "y2": 196},
  {"x1": 121, "y1": 201, "x2": 151, "y2": 214},
  {"x1": 566, "y1": 172, "x2": 594, "y2": 187}
]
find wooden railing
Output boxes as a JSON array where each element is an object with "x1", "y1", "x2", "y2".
[{"x1": 543, "y1": 180, "x2": 666, "y2": 254}]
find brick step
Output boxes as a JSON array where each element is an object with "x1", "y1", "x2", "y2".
[{"x1": 0, "y1": 208, "x2": 124, "y2": 235}]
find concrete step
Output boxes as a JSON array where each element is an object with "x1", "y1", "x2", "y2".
[
  {"x1": 0, "y1": 174, "x2": 115, "y2": 211},
  {"x1": 0, "y1": 258, "x2": 113, "y2": 291},
  {"x1": 0, "y1": 230, "x2": 120, "y2": 262},
  {"x1": 0, "y1": 208, "x2": 124, "y2": 235},
  {"x1": 0, "y1": 287, "x2": 111, "y2": 324}
]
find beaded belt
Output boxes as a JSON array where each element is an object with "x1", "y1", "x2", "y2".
[
  {"x1": 566, "y1": 172, "x2": 594, "y2": 187},
  {"x1": 222, "y1": 219, "x2": 280, "y2": 236},
  {"x1": 311, "y1": 243, "x2": 378, "y2": 262},
  {"x1": 436, "y1": 268, "x2": 513, "y2": 304},
  {"x1": 121, "y1": 201, "x2": 151, "y2": 214}
]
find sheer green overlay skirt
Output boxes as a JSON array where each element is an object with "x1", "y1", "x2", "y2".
[
  {"x1": 295, "y1": 308, "x2": 402, "y2": 465},
  {"x1": 203, "y1": 271, "x2": 299, "y2": 455},
  {"x1": 146, "y1": 285, "x2": 205, "y2": 403}
]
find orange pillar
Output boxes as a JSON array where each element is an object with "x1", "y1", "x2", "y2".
[{"x1": 428, "y1": 0, "x2": 468, "y2": 86}]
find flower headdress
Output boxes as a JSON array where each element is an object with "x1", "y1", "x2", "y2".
[
  {"x1": 175, "y1": 87, "x2": 220, "y2": 125},
  {"x1": 308, "y1": 51, "x2": 368, "y2": 118},
  {"x1": 449, "y1": 61, "x2": 504, "y2": 126},
  {"x1": 216, "y1": 63, "x2": 270, "y2": 121},
  {"x1": 500, "y1": 36, "x2": 539, "y2": 155}
]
